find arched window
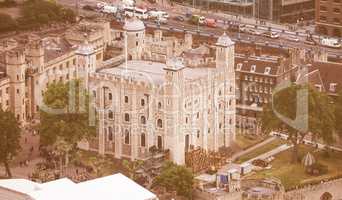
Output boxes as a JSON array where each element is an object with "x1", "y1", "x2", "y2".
[
  {"x1": 320, "y1": 192, "x2": 332, "y2": 200},
  {"x1": 141, "y1": 99, "x2": 145, "y2": 106},
  {"x1": 124, "y1": 113, "x2": 130, "y2": 122},
  {"x1": 124, "y1": 96, "x2": 129, "y2": 103},
  {"x1": 124, "y1": 130, "x2": 130, "y2": 144},
  {"x1": 157, "y1": 119, "x2": 163, "y2": 128},
  {"x1": 158, "y1": 102, "x2": 162, "y2": 109},
  {"x1": 141, "y1": 133, "x2": 146, "y2": 147},
  {"x1": 108, "y1": 93, "x2": 112, "y2": 100},
  {"x1": 108, "y1": 127, "x2": 113, "y2": 141},
  {"x1": 108, "y1": 110, "x2": 114, "y2": 119},
  {"x1": 141, "y1": 116, "x2": 146, "y2": 124}
]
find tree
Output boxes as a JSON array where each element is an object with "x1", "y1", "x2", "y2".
[
  {"x1": 154, "y1": 161, "x2": 194, "y2": 199},
  {"x1": 39, "y1": 80, "x2": 96, "y2": 159},
  {"x1": 261, "y1": 84, "x2": 335, "y2": 163},
  {"x1": 0, "y1": 13, "x2": 17, "y2": 33},
  {"x1": 0, "y1": 109, "x2": 21, "y2": 177},
  {"x1": 335, "y1": 90, "x2": 342, "y2": 137},
  {"x1": 122, "y1": 160, "x2": 144, "y2": 180}
]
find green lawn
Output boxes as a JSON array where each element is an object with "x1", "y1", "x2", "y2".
[
  {"x1": 236, "y1": 138, "x2": 285, "y2": 164},
  {"x1": 247, "y1": 145, "x2": 342, "y2": 190},
  {"x1": 235, "y1": 133, "x2": 268, "y2": 150}
]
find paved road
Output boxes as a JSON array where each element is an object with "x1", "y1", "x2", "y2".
[{"x1": 145, "y1": 20, "x2": 342, "y2": 59}]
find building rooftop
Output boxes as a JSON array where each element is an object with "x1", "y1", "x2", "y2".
[
  {"x1": 100, "y1": 60, "x2": 214, "y2": 85},
  {"x1": 0, "y1": 173, "x2": 157, "y2": 200}
]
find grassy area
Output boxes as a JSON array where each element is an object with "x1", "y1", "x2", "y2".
[
  {"x1": 247, "y1": 145, "x2": 342, "y2": 190},
  {"x1": 235, "y1": 133, "x2": 268, "y2": 150},
  {"x1": 236, "y1": 138, "x2": 285, "y2": 164}
]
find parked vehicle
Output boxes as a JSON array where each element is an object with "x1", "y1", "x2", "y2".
[
  {"x1": 155, "y1": 17, "x2": 167, "y2": 25},
  {"x1": 124, "y1": 6, "x2": 148, "y2": 19},
  {"x1": 320, "y1": 38, "x2": 341, "y2": 49},
  {"x1": 101, "y1": 5, "x2": 118, "y2": 14},
  {"x1": 189, "y1": 15, "x2": 205, "y2": 25},
  {"x1": 262, "y1": 31, "x2": 279, "y2": 39},
  {"x1": 148, "y1": 10, "x2": 169, "y2": 19},
  {"x1": 174, "y1": 15, "x2": 184, "y2": 21},
  {"x1": 229, "y1": 23, "x2": 245, "y2": 32},
  {"x1": 204, "y1": 18, "x2": 216, "y2": 28}
]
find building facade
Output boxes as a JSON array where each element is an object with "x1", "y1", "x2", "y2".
[
  {"x1": 79, "y1": 20, "x2": 237, "y2": 165},
  {"x1": 315, "y1": 0, "x2": 342, "y2": 37}
]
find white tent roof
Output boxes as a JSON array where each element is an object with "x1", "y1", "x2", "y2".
[{"x1": 0, "y1": 173, "x2": 157, "y2": 200}]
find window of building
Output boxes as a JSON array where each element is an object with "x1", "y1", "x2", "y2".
[
  {"x1": 124, "y1": 113, "x2": 130, "y2": 122},
  {"x1": 6, "y1": 87, "x2": 9, "y2": 94},
  {"x1": 333, "y1": 0, "x2": 341, "y2": 3},
  {"x1": 108, "y1": 93, "x2": 112, "y2": 100},
  {"x1": 186, "y1": 117, "x2": 188, "y2": 124},
  {"x1": 264, "y1": 67, "x2": 271, "y2": 74},
  {"x1": 196, "y1": 112, "x2": 200, "y2": 119},
  {"x1": 158, "y1": 102, "x2": 162, "y2": 109},
  {"x1": 73, "y1": 58, "x2": 76, "y2": 65},
  {"x1": 157, "y1": 119, "x2": 163, "y2": 128},
  {"x1": 334, "y1": 8, "x2": 341, "y2": 13},
  {"x1": 250, "y1": 64, "x2": 256, "y2": 72},
  {"x1": 141, "y1": 116, "x2": 146, "y2": 124},
  {"x1": 236, "y1": 63, "x2": 242, "y2": 71},
  {"x1": 329, "y1": 83, "x2": 337, "y2": 92},
  {"x1": 141, "y1": 98, "x2": 145, "y2": 106},
  {"x1": 16, "y1": 89, "x2": 19, "y2": 94},
  {"x1": 108, "y1": 110, "x2": 114, "y2": 119},
  {"x1": 124, "y1": 96, "x2": 129, "y2": 103},
  {"x1": 141, "y1": 133, "x2": 146, "y2": 147},
  {"x1": 17, "y1": 75, "x2": 19, "y2": 81},
  {"x1": 108, "y1": 127, "x2": 113, "y2": 141},
  {"x1": 124, "y1": 130, "x2": 130, "y2": 144}
]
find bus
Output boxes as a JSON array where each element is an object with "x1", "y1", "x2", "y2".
[{"x1": 124, "y1": 6, "x2": 148, "y2": 19}]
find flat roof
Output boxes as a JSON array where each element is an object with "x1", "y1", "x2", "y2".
[{"x1": 99, "y1": 60, "x2": 214, "y2": 85}]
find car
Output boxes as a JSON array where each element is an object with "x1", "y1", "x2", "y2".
[
  {"x1": 155, "y1": 17, "x2": 167, "y2": 25},
  {"x1": 262, "y1": 31, "x2": 279, "y2": 39},
  {"x1": 284, "y1": 35, "x2": 300, "y2": 42},
  {"x1": 174, "y1": 16, "x2": 184, "y2": 22}
]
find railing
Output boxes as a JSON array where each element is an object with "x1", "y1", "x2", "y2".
[{"x1": 105, "y1": 142, "x2": 115, "y2": 153}]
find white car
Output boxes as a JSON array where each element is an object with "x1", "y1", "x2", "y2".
[{"x1": 321, "y1": 38, "x2": 341, "y2": 49}]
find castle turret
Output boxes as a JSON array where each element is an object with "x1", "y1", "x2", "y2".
[
  {"x1": 123, "y1": 19, "x2": 145, "y2": 60},
  {"x1": 76, "y1": 40, "x2": 96, "y2": 88},
  {"x1": 215, "y1": 33, "x2": 236, "y2": 146},
  {"x1": 163, "y1": 57, "x2": 185, "y2": 165},
  {"x1": 26, "y1": 39, "x2": 44, "y2": 72},
  {"x1": 5, "y1": 49, "x2": 27, "y2": 122}
]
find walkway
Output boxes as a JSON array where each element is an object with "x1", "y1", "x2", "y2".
[
  {"x1": 243, "y1": 144, "x2": 293, "y2": 164},
  {"x1": 231, "y1": 136, "x2": 276, "y2": 161}
]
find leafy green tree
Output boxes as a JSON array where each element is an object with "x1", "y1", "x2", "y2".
[
  {"x1": 39, "y1": 80, "x2": 96, "y2": 156},
  {"x1": 154, "y1": 161, "x2": 194, "y2": 199},
  {"x1": 261, "y1": 84, "x2": 335, "y2": 163},
  {"x1": 17, "y1": 0, "x2": 75, "y2": 29},
  {"x1": 335, "y1": 90, "x2": 342, "y2": 137},
  {"x1": 0, "y1": 109, "x2": 21, "y2": 177},
  {"x1": 123, "y1": 160, "x2": 144, "y2": 180},
  {"x1": 0, "y1": 13, "x2": 17, "y2": 33}
]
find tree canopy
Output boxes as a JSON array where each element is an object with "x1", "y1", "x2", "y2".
[
  {"x1": 39, "y1": 80, "x2": 96, "y2": 148},
  {"x1": 261, "y1": 84, "x2": 335, "y2": 162},
  {"x1": 17, "y1": 0, "x2": 75, "y2": 29},
  {"x1": 0, "y1": 109, "x2": 21, "y2": 177},
  {"x1": 335, "y1": 90, "x2": 342, "y2": 137},
  {"x1": 0, "y1": 13, "x2": 17, "y2": 33},
  {"x1": 154, "y1": 161, "x2": 194, "y2": 199}
]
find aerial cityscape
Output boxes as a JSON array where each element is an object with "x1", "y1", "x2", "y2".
[{"x1": 0, "y1": 0, "x2": 341, "y2": 199}]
